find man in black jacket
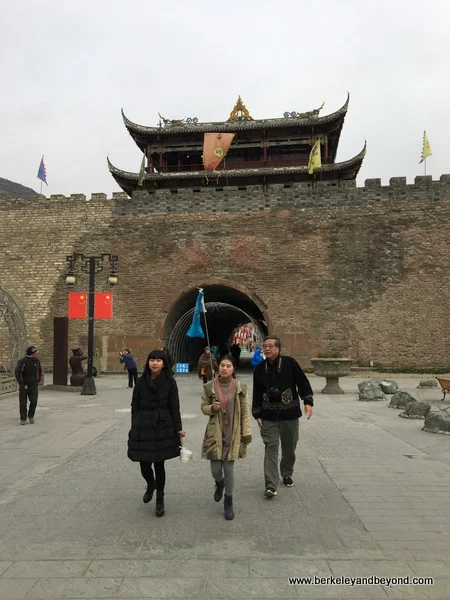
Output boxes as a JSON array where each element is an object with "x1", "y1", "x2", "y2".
[
  {"x1": 252, "y1": 336, "x2": 313, "y2": 498},
  {"x1": 15, "y1": 346, "x2": 42, "y2": 425}
]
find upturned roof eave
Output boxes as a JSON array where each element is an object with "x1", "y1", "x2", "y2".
[
  {"x1": 108, "y1": 141, "x2": 365, "y2": 184},
  {"x1": 121, "y1": 94, "x2": 350, "y2": 139}
]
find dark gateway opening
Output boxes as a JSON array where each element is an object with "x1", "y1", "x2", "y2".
[{"x1": 164, "y1": 284, "x2": 268, "y2": 368}]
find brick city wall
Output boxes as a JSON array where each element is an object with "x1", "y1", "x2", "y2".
[{"x1": 1, "y1": 175, "x2": 450, "y2": 371}]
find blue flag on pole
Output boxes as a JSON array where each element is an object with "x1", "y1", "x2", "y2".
[
  {"x1": 186, "y1": 288, "x2": 206, "y2": 338},
  {"x1": 37, "y1": 156, "x2": 48, "y2": 185}
]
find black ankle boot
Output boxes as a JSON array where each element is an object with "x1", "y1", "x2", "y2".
[
  {"x1": 214, "y1": 479, "x2": 225, "y2": 502},
  {"x1": 143, "y1": 483, "x2": 154, "y2": 504},
  {"x1": 155, "y1": 490, "x2": 165, "y2": 517},
  {"x1": 224, "y1": 494, "x2": 234, "y2": 520}
]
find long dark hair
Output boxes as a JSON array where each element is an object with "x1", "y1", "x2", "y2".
[
  {"x1": 142, "y1": 349, "x2": 173, "y2": 379},
  {"x1": 218, "y1": 353, "x2": 237, "y2": 379}
]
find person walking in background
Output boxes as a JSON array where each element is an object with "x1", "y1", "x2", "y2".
[
  {"x1": 230, "y1": 342, "x2": 241, "y2": 367},
  {"x1": 119, "y1": 349, "x2": 138, "y2": 388},
  {"x1": 197, "y1": 347, "x2": 218, "y2": 384},
  {"x1": 160, "y1": 346, "x2": 175, "y2": 372},
  {"x1": 15, "y1": 346, "x2": 42, "y2": 425},
  {"x1": 201, "y1": 354, "x2": 252, "y2": 520},
  {"x1": 252, "y1": 336, "x2": 313, "y2": 498},
  {"x1": 250, "y1": 344, "x2": 264, "y2": 369},
  {"x1": 127, "y1": 349, "x2": 185, "y2": 517}
]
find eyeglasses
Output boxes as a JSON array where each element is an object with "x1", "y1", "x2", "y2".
[{"x1": 262, "y1": 344, "x2": 277, "y2": 349}]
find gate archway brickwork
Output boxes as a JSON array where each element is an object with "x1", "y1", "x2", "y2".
[{"x1": 1, "y1": 177, "x2": 450, "y2": 371}]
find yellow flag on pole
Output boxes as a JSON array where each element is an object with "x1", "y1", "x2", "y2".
[
  {"x1": 307, "y1": 138, "x2": 322, "y2": 175},
  {"x1": 419, "y1": 131, "x2": 432, "y2": 164}
]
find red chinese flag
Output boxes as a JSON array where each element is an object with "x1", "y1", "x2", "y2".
[
  {"x1": 94, "y1": 292, "x2": 113, "y2": 319},
  {"x1": 68, "y1": 292, "x2": 87, "y2": 319}
]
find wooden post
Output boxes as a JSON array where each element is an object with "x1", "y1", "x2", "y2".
[
  {"x1": 53, "y1": 317, "x2": 68, "y2": 385},
  {"x1": 263, "y1": 129, "x2": 267, "y2": 166}
]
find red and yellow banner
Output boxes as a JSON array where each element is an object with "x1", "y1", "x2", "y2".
[
  {"x1": 68, "y1": 292, "x2": 87, "y2": 319},
  {"x1": 94, "y1": 292, "x2": 113, "y2": 319},
  {"x1": 203, "y1": 133, "x2": 235, "y2": 172}
]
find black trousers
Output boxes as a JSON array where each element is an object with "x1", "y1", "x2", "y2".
[
  {"x1": 140, "y1": 461, "x2": 166, "y2": 491},
  {"x1": 19, "y1": 385, "x2": 38, "y2": 421},
  {"x1": 128, "y1": 368, "x2": 138, "y2": 387}
]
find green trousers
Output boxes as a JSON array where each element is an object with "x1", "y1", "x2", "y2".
[{"x1": 260, "y1": 419, "x2": 299, "y2": 490}]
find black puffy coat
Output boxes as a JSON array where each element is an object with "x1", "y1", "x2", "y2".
[{"x1": 127, "y1": 372, "x2": 182, "y2": 463}]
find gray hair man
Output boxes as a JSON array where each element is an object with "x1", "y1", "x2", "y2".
[{"x1": 252, "y1": 336, "x2": 313, "y2": 497}]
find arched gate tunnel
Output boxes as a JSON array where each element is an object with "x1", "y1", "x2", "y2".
[{"x1": 164, "y1": 284, "x2": 268, "y2": 366}]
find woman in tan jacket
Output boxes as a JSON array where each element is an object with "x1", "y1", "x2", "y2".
[{"x1": 201, "y1": 354, "x2": 252, "y2": 520}]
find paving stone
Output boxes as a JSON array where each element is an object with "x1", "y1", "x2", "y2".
[
  {"x1": 250, "y1": 558, "x2": 331, "y2": 578},
  {"x1": 207, "y1": 577, "x2": 297, "y2": 598},
  {"x1": 0, "y1": 578, "x2": 37, "y2": 598},
  {"x1": 406, "y1": 560, "x2": 450, "y2": 578},
  {"x1": 382, "y1": 579, "x2": 448, "y2": 598},
  {"x1": 0, "y1": 561, "x2": 12, "y2": 576},
  {"x1": 85, "y1": 559, "x2": 168, "y2": 577},
  {"x1": 3, "y1": 560, "x2": 91, "y2": 578},
  {"x1": 26, "y1": 577, "x2": 122, "y2": 598},
  {"x1": 1, "y1": 374, "x2": 450, "y2": 599},
  {"x1": 118, "y1": 576, "x2": 206, "y2": 597},
  {"x1": 328, "y1": 560, "x2": 416, "y2": 577}
]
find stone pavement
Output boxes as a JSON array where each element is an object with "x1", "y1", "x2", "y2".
[{"x1": 0, "y1": 372, "x2": 449, "y2": 599}]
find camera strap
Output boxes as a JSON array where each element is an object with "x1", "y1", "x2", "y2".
[{"x1": 265, "y1": 356, "x2": 282, "y2": 388}]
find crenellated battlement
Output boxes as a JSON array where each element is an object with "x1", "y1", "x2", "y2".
[
  {"x1": 1, "y1": 175, "x2": 449, "y2": 213},
  {"x1": 2, "y1": 172, "x2": 450, "y2": 371}
]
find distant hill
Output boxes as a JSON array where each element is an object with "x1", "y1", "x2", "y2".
[{"x1": 0, "y1": 177, "x2": 39, "y2": 197}]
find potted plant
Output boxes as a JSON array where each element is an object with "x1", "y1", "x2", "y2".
[{"x1": 311, "y1": 352, "x2": 353, "y2": 394}]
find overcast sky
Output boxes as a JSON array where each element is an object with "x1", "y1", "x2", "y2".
[{"x1": 1, "y1": 0, "x2": 449, "y2": 196}]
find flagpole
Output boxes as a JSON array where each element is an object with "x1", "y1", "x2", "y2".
[
  {"x1": 40, "y1": 181, "x2": 42, "y2": 194},
  {"x1": 201, "y1": 291, "x2": 216, "y2": 382},
  {"x1": 424, "y1": 158, "x2": 426, "y2": 176}
]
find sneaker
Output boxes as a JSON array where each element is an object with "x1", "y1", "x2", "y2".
[
  {"x1": 283, "y1": 477, "x2": 294, "y2": 487},
  {"x1": 20, "y1": 420, "x2": 27, "y2": 425},
  {"x1": 29, "y1": 418, "x2": 35, "y2": 424},
  {"x1": 264, "y1": 487, "x2": 277, "y2": 498}
]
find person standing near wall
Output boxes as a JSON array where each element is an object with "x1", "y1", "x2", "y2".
[
  {"x1": 15, "y1": 346, "x2": 42, "y2": 425},
  {"x1": 119, "y1": 349, "x2": 138, "y2": 388},
  {"x1": 230, "y1": 343, "x2": 241, "y2": 367},
  {"x1": 160, "y1": 346, "x2": 175, "y2": 372}
]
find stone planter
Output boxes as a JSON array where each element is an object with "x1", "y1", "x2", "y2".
[{"x1": 311, "y1": 358, "x2": 353, "y2": 394}]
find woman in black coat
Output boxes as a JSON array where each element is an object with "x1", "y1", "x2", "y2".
[{"x1": 128, "y1": 349, "x2": 185, "y2": 517}]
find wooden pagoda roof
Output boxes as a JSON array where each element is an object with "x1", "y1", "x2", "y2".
[
  {"x1": 122, "y1": 94, "x2": 350, "y2": 144},
  {"x1": 108, "y1": 142, "x2": 366, "y2": 197}
]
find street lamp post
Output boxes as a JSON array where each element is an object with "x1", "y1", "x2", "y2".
[{"x1": 66, "y1": 253, "x2": 118, "y2": 395}]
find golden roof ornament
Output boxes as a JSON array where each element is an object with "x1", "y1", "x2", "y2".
[{"x1": 228, "y1": 96, "x2": 253, "y2": 121}]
